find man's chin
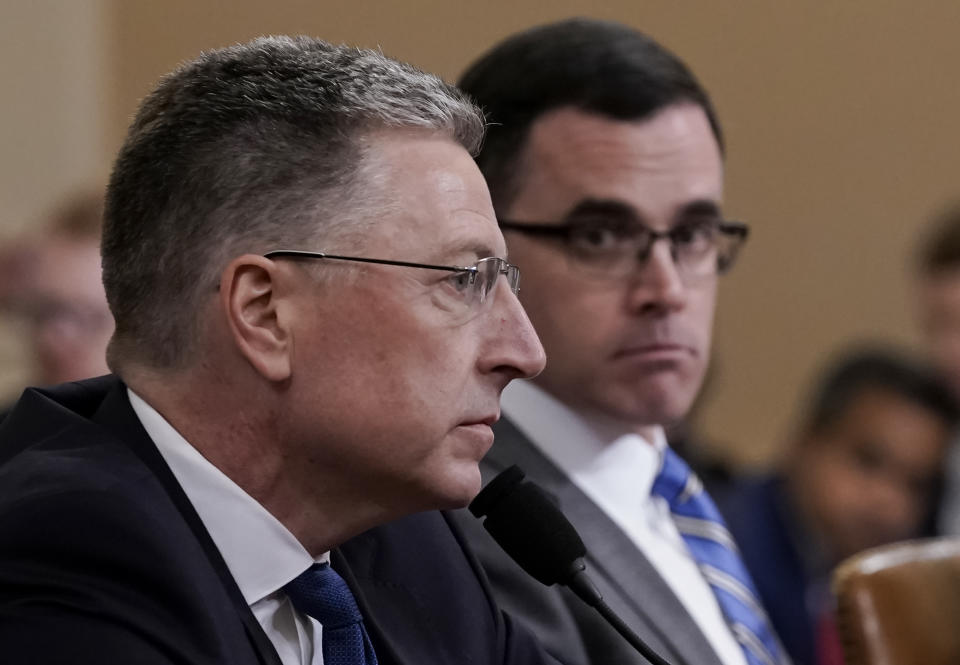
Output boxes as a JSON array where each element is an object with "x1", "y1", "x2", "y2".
[
  {"x1": 600, "y1": 387, "x2": 699, "y2": 428},
  {"x1": 422, "y1": 466, "x2": 484, "y2": 511}
]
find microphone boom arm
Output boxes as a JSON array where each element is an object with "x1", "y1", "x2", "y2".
[{"x1": 470, "y1": 465, "x2": 673, "y2": 665}]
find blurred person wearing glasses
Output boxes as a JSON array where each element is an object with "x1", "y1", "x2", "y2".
[
  {"x1": 0, "y1": 190, "x2": 112, "y2": 389},
  {"x1": 0, "y1": 36, "x2": 553, "y2": 665},
  {"x1": 454, "y1": 18, "x2": 787, "y2": 665}
]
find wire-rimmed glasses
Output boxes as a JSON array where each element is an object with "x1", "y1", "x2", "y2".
[
  {"x1": 263, "y1": 249, "x2": 519, "y2": 316},
  {"x1": 498, "y1": 218, "x2": 749, "y2": 284}
]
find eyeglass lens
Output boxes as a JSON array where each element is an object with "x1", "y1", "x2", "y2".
[
  {"x1": 475, "y1": 257, "x2": 520, "y2": 304},
  {"x1": 566, "y1": 219, "x2": 735, "y2": 282}
]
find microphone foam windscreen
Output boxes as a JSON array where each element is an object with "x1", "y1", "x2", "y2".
[{"x1": 469, "y1": 465, "x2": 586, "y2": 586}]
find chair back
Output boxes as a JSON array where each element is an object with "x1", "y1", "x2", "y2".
[{"x1": 832, "y1": 538, "x2": 960, "y2": 665}]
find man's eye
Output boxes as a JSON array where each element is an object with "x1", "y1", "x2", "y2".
[
  {"x1": 447, "y1": 270, "x2": 475, "y2": 293},
  {"x1": 672, "y1": 221, "x2": 717, "y2": 247},
  {"x1": 570, "y1": 225, "x2": 632, "y2": 251}
]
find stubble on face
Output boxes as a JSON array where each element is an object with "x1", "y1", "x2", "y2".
[{"x1": 500, "y1": 105, "x2": 724, "y2": 431}]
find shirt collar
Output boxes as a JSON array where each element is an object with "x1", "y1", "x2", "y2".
[
  {"x1": 128, "y1": 388, "x2": 325, "y2": 605},
  {"x1": 500, "y1": 379, "x2": 668, "y2": 510}
]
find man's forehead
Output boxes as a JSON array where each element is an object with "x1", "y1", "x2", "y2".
[
  {"x1": 355, "y1": 129, "x2": 502, "y2": 256},
  {"x1": 438, "y1": 237, "x2": 504, "y2": 262},
  {"x1": 526, "y1": 103, "x2": 720, "y2": 153},
  {"x1": 509, "y1": 105, "x2": 723, "y2": 215},
  {"x1": 527, "y1": 108, "x2": 722, "y2": 188}
]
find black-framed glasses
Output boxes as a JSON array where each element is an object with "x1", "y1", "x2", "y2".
[
  {"x1": 263, "y1": 249, "x2": 520, "y2": 314},
  {"x1": 498, "y1": 218, "x2": 749, "y2": 284}
]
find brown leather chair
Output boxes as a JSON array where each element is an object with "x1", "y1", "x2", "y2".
[{"x1": 832, "y1": 538, "x2": 960, "y2": 665}]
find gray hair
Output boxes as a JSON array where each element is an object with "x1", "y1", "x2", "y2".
[{"x1": 102, "y1": 36, "x2": 484, "y2": 369}]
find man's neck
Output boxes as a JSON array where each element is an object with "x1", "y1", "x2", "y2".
[
  {"x1": 501, "y1": 380, "x2": 664, "y2": 451},
  {"x1": 126, "y1": 371, "x2": 389, "y2": 557}
]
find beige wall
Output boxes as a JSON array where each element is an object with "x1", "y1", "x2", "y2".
[
  {"x1": 4, "y1": 1, "x2": 960, "y2": 466},
  {"x1": 0, "y1": 0, "x2": 110, "y2": 397}
]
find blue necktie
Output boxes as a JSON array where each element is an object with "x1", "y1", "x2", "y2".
[
  {"x1": 284, "y1": 562, "x2": 379, "y2": 665},
  {"x1": 651, "y1": 447, "x2": 788, "y2": 665}
]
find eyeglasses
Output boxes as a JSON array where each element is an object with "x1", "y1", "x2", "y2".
[
  {"x1": 498, "y1": 218, "x2": 749, "y2": 284},
  {"x1": 263, "y1": 249, "x2": 520, "y2": 315}
]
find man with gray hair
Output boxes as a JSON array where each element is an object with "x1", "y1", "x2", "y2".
[{"x1": 0, "y1": 36, "x2": 549, "y2": 665}]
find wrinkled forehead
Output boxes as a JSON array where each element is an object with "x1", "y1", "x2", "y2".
[{"x1": 352, "y1": 129, "x2": 504, "y2": 261}]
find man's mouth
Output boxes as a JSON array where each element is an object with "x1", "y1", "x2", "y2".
[{"x1": 612, "y1": 343, "x2": 695, "y2": 361}]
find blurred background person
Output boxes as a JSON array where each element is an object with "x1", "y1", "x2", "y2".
[
  {"x1": 915, "y1": 202, "x2": 960, "y2": 535},
  {"x1": 718, "y1": 346, "x2": 957, "y2": 665},
  {"x1": 0, "y1": 189, "x2": 112, "y2": 389}
]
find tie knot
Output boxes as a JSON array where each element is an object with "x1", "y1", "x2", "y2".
[
  {"x1": 650, "y1": 447, "x2": 701, "y2": 506},
  {"x1": 284, "y1": 562, "x2": 362, "y2": 628}
]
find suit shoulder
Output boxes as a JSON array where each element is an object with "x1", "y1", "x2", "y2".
[
  {"x1": 0, "y1": 438, "x2": 254, "y2": 663},
  {"x1": 340, "y1": 511, "x2": 559, "y2": 665}
]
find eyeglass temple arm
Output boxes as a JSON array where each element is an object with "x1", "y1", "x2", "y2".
[{"x1": 264, "y1": 250, "x2": 475, "y2": 274}]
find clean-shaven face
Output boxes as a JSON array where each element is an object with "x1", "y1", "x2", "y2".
[
  {"x1": 277, "y1": 131, "x2": 545, "y2": 512},
  {"x1": 501, "y1": 104, "x2": 724, "y2": 428}
]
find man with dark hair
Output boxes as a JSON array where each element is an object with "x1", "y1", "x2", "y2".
[
  {"x1": 915, "y1": 202, "x2": 960, "y2": 535},
  {"x1": 0, "y1": 36, "x2": 552, "y2": 665},
  {"x1": 719, "y1": 347, "x2": 956, "y2": 665},
  {"x1": 454, "y1": 17, "x2": 782, "y2": 665}
]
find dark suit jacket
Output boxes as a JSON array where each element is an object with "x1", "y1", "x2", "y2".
[
  {"x1": 453, "y1": 417, "x2": 727, "y2": 665},
  {"x1": 717, "y1": 476, "x2": 815, "y2": 665},
  {"x1": 0, "y1": 376, "x2": 555, "y2": 665}
]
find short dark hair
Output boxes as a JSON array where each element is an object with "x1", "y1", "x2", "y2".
[
  {"x1": 102, "y1": 36, "x2": 484, "y2": 369},
  {"x1": 803, "y1": 346, "x2": 959, "y2": 435},
  {"x1": 916, "y1": 202, "x2": 960, "y2": 276},
  {"x1": 458, "y1": 17, "x2": 722, "y2": 211}
]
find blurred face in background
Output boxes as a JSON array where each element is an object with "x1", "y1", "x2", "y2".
[
  {"x1": 788, "y1": 387, "x2": 950, "y2": 562},
  {"x1": 917, "y1": 268, "x2": 960, "y2": 402},
  {"x1": 2, "y1": 236, "x2": 113, "y2": 384},
  {"x1": 498, "y1": 104, "x2": 724, "y2": 432}
]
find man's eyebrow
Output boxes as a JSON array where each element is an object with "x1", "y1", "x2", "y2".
[
  {"x1": 437, "y1": 241, "x2": 500, "y2": 264},
  {"x1": 561, "y1": 197, "x2": 724, "y2": 225},
  {"x1": 676, "y1": 199, "x2": 723, "y2": 220},
  {"x1": 563, "y1": 199, "x2": 638, "y2": 221}
]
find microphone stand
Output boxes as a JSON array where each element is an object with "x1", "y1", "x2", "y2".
[
  {"x1": 471, "y1": 465, "x2": 675, "y2": 665},
  {"x1": 566, "y1": 565, "x2": 673, "y2": 665}
]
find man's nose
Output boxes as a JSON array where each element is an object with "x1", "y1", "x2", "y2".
[
  {"x1": 482, "y1": 279, "x2": 546, "y2": 380},
  {"x1": 626, "y1": 240, "x2": 688, "y2": 313}
]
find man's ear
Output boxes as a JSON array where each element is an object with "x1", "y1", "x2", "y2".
[{"x1": 220, "y1": 255, "x2": 292, "y2": 382}]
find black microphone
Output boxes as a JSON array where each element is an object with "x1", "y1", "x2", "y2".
[{"x1": 470, "y1": 465, "x2": 673, "y2": 665}]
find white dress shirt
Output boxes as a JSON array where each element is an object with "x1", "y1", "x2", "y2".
[
  {"x1": 501, "y1": 379, "x2": 748, "y2": 665},
  {"x1": 129, "y1": 389, "x2": 326, "y2": 665}
]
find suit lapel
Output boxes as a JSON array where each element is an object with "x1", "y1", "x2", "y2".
[
  {"x1": 331, "y1": 549, "x2": 407, "y2": 665},
  {"x1": 90, "y1": 378, "x2": 284, "y2": 665},
  {"x1": 488, "y1": 417, "x2": 726, "y2": 665}
]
